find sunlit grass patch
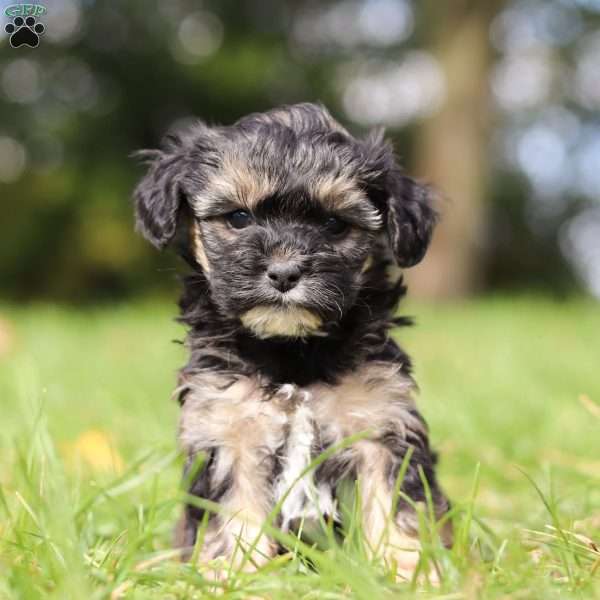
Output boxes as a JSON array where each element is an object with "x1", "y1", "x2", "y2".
[{"x1": 0, "y1": 296, "x2": 599, "y2": 598}]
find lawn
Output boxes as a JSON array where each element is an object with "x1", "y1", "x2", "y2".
[{"x1": 0, "y1": 296, "x2": 599, "y2": 599}]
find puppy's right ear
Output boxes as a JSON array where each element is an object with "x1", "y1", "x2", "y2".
[{"x1": 133, "y1": 142, "x2": 186, "y2": 250}]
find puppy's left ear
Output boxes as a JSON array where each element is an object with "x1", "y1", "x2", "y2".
[
  {"x1": 384, "y1": 171, "x2": 438, "y2": 268},
  {"x1": 361, "y1": 131, "x2": 437, "y2": 267}
]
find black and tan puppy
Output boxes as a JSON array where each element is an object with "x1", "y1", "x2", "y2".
[{"x1": 134, "y1": 103, "x2": 450, "y2": 578}]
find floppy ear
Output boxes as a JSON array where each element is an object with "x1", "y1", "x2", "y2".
[
  {"x1": 384, "y1": 171, "x2": 438, "y2": 268},
  {"x1": 360, "y1": 130, "x2": 437, "y2": 267},
  {"x1": 133, "y1": 146, "x2": 186, "y2": 249}
]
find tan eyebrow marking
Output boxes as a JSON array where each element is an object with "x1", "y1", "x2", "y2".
[
  {"x1": 215, "y1": 154, "x2": 276, "y2": 209},
  {"x1": 192, "y1": 154, "x2": 277, "y2": 217},
  {"x1": 311, "y1": 174, "x2": 382, "y2": 230}
]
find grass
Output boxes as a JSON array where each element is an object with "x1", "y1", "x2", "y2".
[{"x1": 0, "y1": 295, "x2": 599, "y2": 598}]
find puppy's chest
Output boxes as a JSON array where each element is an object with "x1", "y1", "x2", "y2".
[
  {"x1": 179, "y1": 364, "x2": 419, "y2": 521},
  {"x1": 179, "y1": 364, "x2": 417, "y2": 454}
]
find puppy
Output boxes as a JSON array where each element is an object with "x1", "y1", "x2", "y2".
[{"x1": 133, "y1": 103, "x2": 451, "y2": 579}]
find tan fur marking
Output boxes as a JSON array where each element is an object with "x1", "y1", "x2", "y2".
[
  {"x1": 310, "y1": 175, "x2": 382, "y2": 229},
  {"x1": 190, "y1": 221, "x2": 211, "y2": 273},
  {"x1": 240, "y1": 305, "x2": 323, "y2": 339},
  {"x1": 218, "y1": 154, "x2": 276, "y2": 209},
  {"x1": 312, "y1": 174, "x2": 357, "y2": 204},
  {"x1": 193, "y1": 154, "x2": 275, "y2": 213},
  {"x1": 180, "y1": 377, "x2": 286, "y2": 456},
  {"x1": 311, "y1": 175, "x2": 363, "y2": 211},
  {"x1": 310, "y1": 363, "x2": 422, "y2": 441},
  {"x1": 355, "y1": 440, "x2": 424, "y2": 581}
]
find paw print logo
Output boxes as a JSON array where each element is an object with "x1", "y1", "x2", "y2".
[{"x1": 5, "y1": 15, "x2": 45, "y2": 48}]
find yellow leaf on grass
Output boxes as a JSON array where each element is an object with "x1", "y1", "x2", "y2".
[{"x1": 64, "y1": 430, "x2": 124, "y2": 473}]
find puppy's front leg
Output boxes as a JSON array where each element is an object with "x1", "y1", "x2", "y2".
[
  {"x1": 177, "y1": 378, "x2": 286, "y2": 572},
  {"x1": 355, "y1": 440, "x2": 421, "y2": 579},
  {"x1": 312, "y1": 364, "x2": 451, "y2": 581},
  {"x1": 355, "y1": 439, "x2": 451, "y2": 582},
  {"x1": 179, "y1": 447, "x2": 278, "y2": 575},
  {"x1": 203, "y1": 447, "x2": 277, "y2": 571}
]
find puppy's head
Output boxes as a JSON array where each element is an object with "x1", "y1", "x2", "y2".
[{"x1": 134, "y1": 103, "x2": 436, "y2": 339}]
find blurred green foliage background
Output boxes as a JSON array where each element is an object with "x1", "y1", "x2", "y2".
[
  {"x1": 1, "y1": 4, "x2": 600, "y2": 596},
  {"x1": 1, "y1": 0, "x2": 600, "y2": 301}
]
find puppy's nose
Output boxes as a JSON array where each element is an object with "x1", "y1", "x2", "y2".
[{"x1": 267, "y1": 262, "x2": 302, "y2": 292}]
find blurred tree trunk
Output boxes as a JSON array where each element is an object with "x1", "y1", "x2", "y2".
[{"x1": 406, "y1": 1, "x2": 502, "y2": 298}]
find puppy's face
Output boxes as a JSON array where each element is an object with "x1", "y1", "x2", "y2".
[
  {"x1": 189, "y1": 175, "x2": 380, "y2": 338},
  {"x1": 134, "y1": 104, "x2": 436, "y2": 338}
]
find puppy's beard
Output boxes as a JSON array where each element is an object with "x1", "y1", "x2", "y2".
[{"x1": 240, "y1": 305, "x2": 324, "y2": 339}]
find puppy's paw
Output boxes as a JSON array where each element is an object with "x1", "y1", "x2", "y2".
[
  {"x1": 197, "y1": 522, "x2": 277, "y2": 577},
  {"x1": 386, "y1": 549, "x2": 440, "y2": 586},
  {"x1": 198, "y1": 556, "x2": 231, "y2": 584},
  {"x1": 372, "y1": 528, "x2": 442, "y2": 586},
  {"x1": 385, "y1": 546, "x2": 421, "y2": 583}
]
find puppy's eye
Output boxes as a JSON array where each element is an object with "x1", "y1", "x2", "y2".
[
  {"x1": 227, "y1": 210, "x2": 252, "y2": 230},
  {"x1": 323, "y1": 216, "x2": 349, "y2": 237}
]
